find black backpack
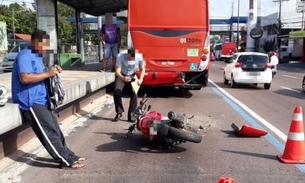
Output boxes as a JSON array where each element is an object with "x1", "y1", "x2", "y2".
[{"x1": 46, "y1": 72, "x2": 65, "y2": 114}]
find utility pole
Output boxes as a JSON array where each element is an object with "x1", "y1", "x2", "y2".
[
  {"x1": 302, "y1": 0, "x2": 305, "y2": 30},
  {"x1": 236, "y1": 0, "x2": 240, "y2": 47},
  {"x1": 12, "y1": 8, "x2": 15, "y2": 40},
  {"x1": 273, "y1": 0, "x2": 288, "y2": 60},
  {"x1": 230, "y1": 1, "x2": 234, "y2": 42}
]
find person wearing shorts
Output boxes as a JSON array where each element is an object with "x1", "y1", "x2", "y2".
[{"x1": 100, "y1": 13, "x2": 121, "y2": 72}]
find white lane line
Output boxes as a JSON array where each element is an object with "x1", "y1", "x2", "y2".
[
  {"x1": 209, "y1": 80, "x2": 287, "y2": 142},
  {"x1": 281, "y1": 86, "x2": 301, "y2": 93},
  {"x1": 283, "y1": 74, "x2": 297, "y2": 79}
]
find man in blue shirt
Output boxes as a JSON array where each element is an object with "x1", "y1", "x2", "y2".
[
  {"x1": 11, "y1": 29, "x2": 86, "y2": 169},
  {"x1": 113, "y1": 48, "x2": 146, "y2": 122}
]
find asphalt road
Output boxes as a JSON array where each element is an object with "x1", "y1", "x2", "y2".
[{"x1": 1, "y1": 61, "x2": 305, "y2": 183}]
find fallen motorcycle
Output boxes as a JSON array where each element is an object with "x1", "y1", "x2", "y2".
[{"x1": 124, "y1": 94, "x2": 202, "y2": 147}]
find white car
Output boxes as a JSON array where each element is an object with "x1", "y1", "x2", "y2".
[
  {"x1": 2, "y1": 42, "x2": 30, "y2": 71},
  {"x1": 223, "y1": 52, "x2": 273, "y2": 89}
]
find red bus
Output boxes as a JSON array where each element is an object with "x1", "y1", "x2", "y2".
[
  {"x1": 220, "y1": 42, "x2": 237, "y2": 60},
  {"x1": 128, "y1": 0, "x2": 210, "y2": 90}
]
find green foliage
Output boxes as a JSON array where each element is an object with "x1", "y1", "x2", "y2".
[
  {"x1": 58, "y1": 16, "x2": 74, "y2": 44},
  {"x1": 57, "y1": 2, "x2": 75, "y2": 44},
  {"x1": 263, "y1": 38, "x2": 276, "y2": 53},
  {"x1": 57, "y1": 2, "x2": 75, "y2": 17},
  {"x1": 0, "y1": 2, "x2": 83, "y2": 44},
  {"x1": 90, "y1": 34, "x2": 99, "y2": 45}
]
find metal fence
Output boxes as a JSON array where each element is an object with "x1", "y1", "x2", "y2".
[{"x1": 59, "y1": 43, "x2": 100, "y2": 63}]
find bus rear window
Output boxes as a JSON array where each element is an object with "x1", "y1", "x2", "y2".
[{"x1": 129, "y1": 0, "x2": 208, "y2": 28}]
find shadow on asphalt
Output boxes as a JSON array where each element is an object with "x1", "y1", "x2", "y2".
[
  {"x1": 139, "y1": 87, "x2": 193, "y2": 99},
  {"x1": 9, "y1": 150, "x2": 60, "y2": 169},
  {"x1": 211, "y1": 82, "x2": 265, "y2": 90},
  {"x1": 221, "y1": 149, "x2": 277, "y2": 161},
  {"x1": 107, "y1": 85, "x2": 194, "y2": 99},
  {"x1": 273, "y1": 88, "x2": 305, "y2": 99},
  {"x1": 95, "y1": 132, "x2": 187, "y2": 154},
  {"x1": 220, "y1": 130, "x2": 239, "y2": 138},
  {"x1": 88, "y1": 114, "x2": 131, "y2": 122},
  {"x1": 277, "y1": 62, "x2": 305, "y2": 74}
]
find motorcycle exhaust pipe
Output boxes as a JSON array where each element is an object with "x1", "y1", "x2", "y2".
[{"x1": 167, "y1": 111, "x2": 187, "y2": 124}]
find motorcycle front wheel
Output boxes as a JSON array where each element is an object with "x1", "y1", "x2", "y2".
[{"x1": 167, "y1": 126, "x2": 202, "y2": 143}]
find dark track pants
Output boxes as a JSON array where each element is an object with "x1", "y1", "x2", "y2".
[
  {"x1": 113, "y1": 77, "x2": 138, "y2": 120},
  {"x1": 21, "y1": 104, "x2": 79, "y2": 167}
]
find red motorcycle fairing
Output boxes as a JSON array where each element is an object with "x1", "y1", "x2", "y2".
[{"x1": 137, "y1": 111, "x2": 162, "y2": 137}]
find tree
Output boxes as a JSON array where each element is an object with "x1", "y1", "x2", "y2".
[
  {"x1": 58, "y1": 16, "x2": 74, "y2": 44},
  {"x1": 13, "y1": 7, "x2": 37, "y2": 34},
  {"x1": 0, "y1": 2, "x2": 92, "y2": 44},
  {"x1": 56, "y1": 2, "x2": 75, "y2": 44},
  {"x1": 263, "y1": 39, "x2": 276, "y2": 53},
  {"x1": 57, "y1": 2, "x2": 92, "y2": 44},
  {"x1": 0, "y1": 3, "x2": 37, "y2": 36}
]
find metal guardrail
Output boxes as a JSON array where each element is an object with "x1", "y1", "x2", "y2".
[{"x1": 59, "y1": 44, "x2": 99, "y2": 63}]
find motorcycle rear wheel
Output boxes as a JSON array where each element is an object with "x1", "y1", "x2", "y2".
[{"x1": 167, "y1": 126, "x2": 202, "y2": 143}]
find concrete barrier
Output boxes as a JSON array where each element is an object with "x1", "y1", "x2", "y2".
[
  {"x1": 0, "y1": 70, "x2": 115, "y2": 135},
  {"x1": 0, "y1": 102, "x2": 22, "y2": 135},
  {"x1": 0, "y1": 64, "x2": 115, "y2": 159}
]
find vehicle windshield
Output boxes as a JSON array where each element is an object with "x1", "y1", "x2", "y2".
[
  {"x1": 238, "y1": 55, "x2": 268, "y2": 64},
  {"x1": 229, "y1": 54, "x2": 238, "y2": 62},
  {"x1": 20, "y1": 43, "x2": 29, "y2": 50},
  {"x1": 214, "y1": 45, "x2": 222, "y2": 50},
  {"x1": 10, "y1": 46, "x2": 19, "y2": 53},
  {"x1": 10, "y1": 43, "x2": 30, "y2": 53}
]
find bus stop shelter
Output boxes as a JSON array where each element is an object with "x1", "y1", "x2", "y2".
[{"x1": 35, "y1": 0, "x2": 128, "y2": 67}]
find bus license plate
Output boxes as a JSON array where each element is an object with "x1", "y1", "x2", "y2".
[{"x1": 187, "y1": 48, "x2": 199, "y2": 57}]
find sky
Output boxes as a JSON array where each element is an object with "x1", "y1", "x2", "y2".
[
  {"x1": 210, "y1": 0, "x2": 298, "y2": 18},
  {"x1": 0, "y1": 0, "x2": 301, "y2": 18}
]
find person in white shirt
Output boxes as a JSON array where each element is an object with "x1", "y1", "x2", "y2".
[
  {"x1": 269, "y1": 51, "x2": 279, "y2": 78},
  {"x1": 113, "y1": 48, "x2": 146, "y2": 122}
]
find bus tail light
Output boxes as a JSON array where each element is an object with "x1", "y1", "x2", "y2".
[
  {"x1": 198, "y1": 33, "x2": 210, "y2": 71},
  {"x1": 201, "y1": 55, "x2": 207, "y2": 61}
]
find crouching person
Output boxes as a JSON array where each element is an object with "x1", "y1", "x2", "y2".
[
  {"x1": 11, "y1": 29, "x2": 86, "y2": 169},
  {"x1": 113, "y1": 48, "x2": 146, "y2": 122}
]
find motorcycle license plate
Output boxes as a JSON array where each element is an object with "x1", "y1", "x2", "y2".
[{"x1": 150, "y1": 126, "x2": 158, "y2": 136}]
